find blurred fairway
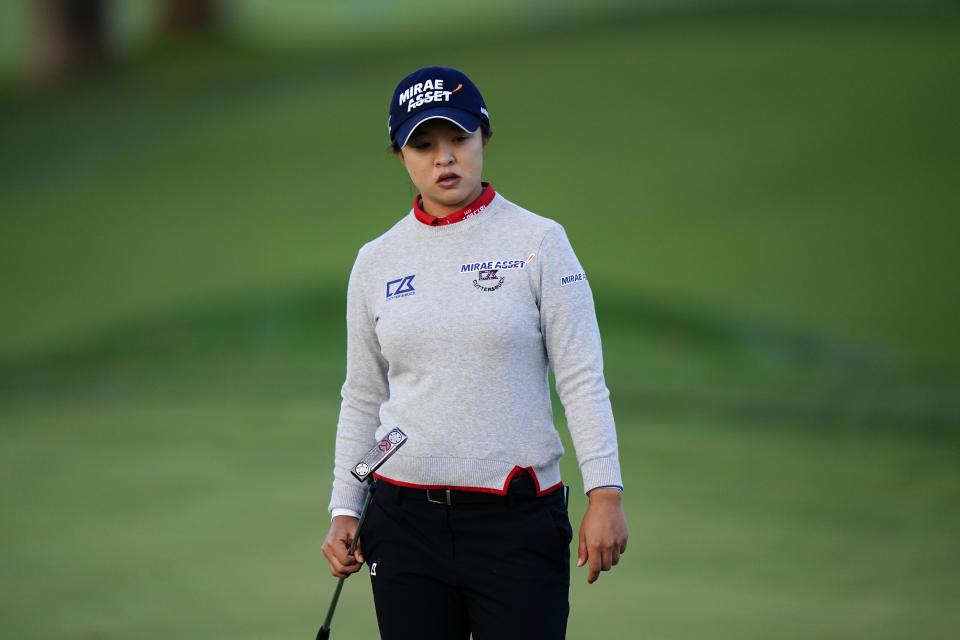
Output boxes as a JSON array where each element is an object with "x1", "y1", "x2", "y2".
[{"x1": 1, "y1": 5, "x2": 959, "y2": 640}]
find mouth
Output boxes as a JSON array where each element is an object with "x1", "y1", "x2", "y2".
[{"x1": 436, "y1": 172, "x2": 461, "y2": 188}]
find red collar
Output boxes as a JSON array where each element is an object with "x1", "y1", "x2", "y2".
[{"x1": 414, "y1": 183, "x2": 495, "y2": 226}]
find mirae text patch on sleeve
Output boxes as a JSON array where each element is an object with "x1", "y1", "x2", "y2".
[{"x1": 560, "y1": 272, "x2": 586, "y2": 287}]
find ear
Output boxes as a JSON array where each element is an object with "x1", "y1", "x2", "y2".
[{"x1": 394, "y1": 148, "x2": 406, "y2": 167}]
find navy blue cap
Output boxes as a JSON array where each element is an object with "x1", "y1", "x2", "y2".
[{"x1": 388, "y1": 66, "x2": 490, "y2": 148}]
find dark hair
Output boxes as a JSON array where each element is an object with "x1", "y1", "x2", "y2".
[{"x1": 389, "y1": 122, "x2": 493, "y2": 155}]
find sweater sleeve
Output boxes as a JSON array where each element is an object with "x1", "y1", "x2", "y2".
[
  {"x1": 328, "y1": 248, "x2": 390, "y2": 514},
  {"x1": 538, "y1": 224, "x2": 623, "y2": 493}
]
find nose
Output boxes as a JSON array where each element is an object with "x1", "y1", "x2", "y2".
[{"x1": 434, "y1": 140, "x2": 454, "y2": 166}]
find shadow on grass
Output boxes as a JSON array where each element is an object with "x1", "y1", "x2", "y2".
[{"x1": 1, "y1": 285, "x2": 957, "y2": 434}]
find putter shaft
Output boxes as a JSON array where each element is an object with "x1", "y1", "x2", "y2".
[{"x1": 317, "y1": 428, "x2": 405, "y2": 639}]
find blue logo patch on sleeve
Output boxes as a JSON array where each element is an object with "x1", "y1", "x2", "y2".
[{"x1": 560, "y1": 272, "x2": 586, "y2": 287}]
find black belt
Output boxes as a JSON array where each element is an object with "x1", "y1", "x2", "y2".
[{"x1": 375, "y1": 475, "x2": 546, "y2": 506}]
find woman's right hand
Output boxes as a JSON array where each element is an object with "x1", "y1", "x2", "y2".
[{"x1": 321, "y1": 515, "x2": 365, "y2": 578}]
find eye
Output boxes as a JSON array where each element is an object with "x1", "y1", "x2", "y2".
[{"x1": 410, "y1": 140, "x2": 431, "y2": 150}]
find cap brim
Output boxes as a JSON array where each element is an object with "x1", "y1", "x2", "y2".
[{"x1": 394, "y1": 108, "x2": 482, "y2": 148}]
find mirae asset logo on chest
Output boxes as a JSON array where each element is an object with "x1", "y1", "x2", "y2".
[{"x1": 459, "y1": 259, "x2": 528, "y2": 273}]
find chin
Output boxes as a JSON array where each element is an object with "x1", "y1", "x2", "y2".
[
  {"x1": 432, "y1": 189, "x2": 469, "y2": 206},
  {"x1": 444, "y1": 192, "x2": 471, "y2": 206}
]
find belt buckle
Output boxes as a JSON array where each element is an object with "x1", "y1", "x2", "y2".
[{"x1": 426, "y1": 488, "x2": 452, "y2": 505}]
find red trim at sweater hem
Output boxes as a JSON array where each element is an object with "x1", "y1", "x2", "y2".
[{"x1": 374, "y1": 465, "x2": 562, "y2": 497}]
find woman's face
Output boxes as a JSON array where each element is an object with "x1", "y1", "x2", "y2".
[{"x1": 398, "y1": 119, "x2": 489, "y2": 217}]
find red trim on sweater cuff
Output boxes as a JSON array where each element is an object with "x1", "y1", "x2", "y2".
[{"x1": 414, "y1": 182, "x2": 495, "y2": 226}]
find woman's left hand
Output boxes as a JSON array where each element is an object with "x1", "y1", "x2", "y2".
[{"x1": 577, "y1": 488, "x2": 629, "y2": 584}]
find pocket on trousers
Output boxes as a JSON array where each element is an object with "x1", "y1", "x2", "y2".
[
  {"x1": 530, "y1": 500, "x2": 572, "y2": 550},
  {"x1": 546, "y1": 504, "x2": 573, "y2": 547}
]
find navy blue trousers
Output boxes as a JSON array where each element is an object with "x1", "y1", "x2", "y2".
[{"x1": 360, "y1": 476, "x2": 572, "y2": 640}]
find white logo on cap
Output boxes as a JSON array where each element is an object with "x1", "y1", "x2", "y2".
[{"x1": 399, "y1": 78, "x2": 458, "y2": 113}]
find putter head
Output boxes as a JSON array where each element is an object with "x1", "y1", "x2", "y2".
[
  {"x1": 351, "y1": 427, "x2": 407, "y2": 482},
  {"x1": 315, "y1": 626, "x2": 330, "y2": 640}
]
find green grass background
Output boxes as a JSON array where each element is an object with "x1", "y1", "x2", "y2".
[{"x1": 1, "y1": 2, "x2": 959, "y2": 639}]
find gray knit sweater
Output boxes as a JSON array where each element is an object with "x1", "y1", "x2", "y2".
[{"x1": 328, "y1": 192, "x2": 622, "y2": 514}]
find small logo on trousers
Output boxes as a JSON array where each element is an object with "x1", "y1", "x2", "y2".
[{"x1": 370, "y1": 562, "x2": 378, "y2": 576}]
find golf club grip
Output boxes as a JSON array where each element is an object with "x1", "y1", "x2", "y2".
[
  {"x1": 346, "y1": 485, "x2": 375, "y2": 556},
  {"x1": 316, "y1": 574, "x2": 343, "y2": 638}
]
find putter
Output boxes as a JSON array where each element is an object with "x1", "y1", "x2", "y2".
[{"x1": 316, "y1": 427, "x2": 407, "y2": 640}]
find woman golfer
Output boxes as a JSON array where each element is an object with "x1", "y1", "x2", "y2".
[{"x1": 322, "y1": 66, "x2": 628, "y2": 640}]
